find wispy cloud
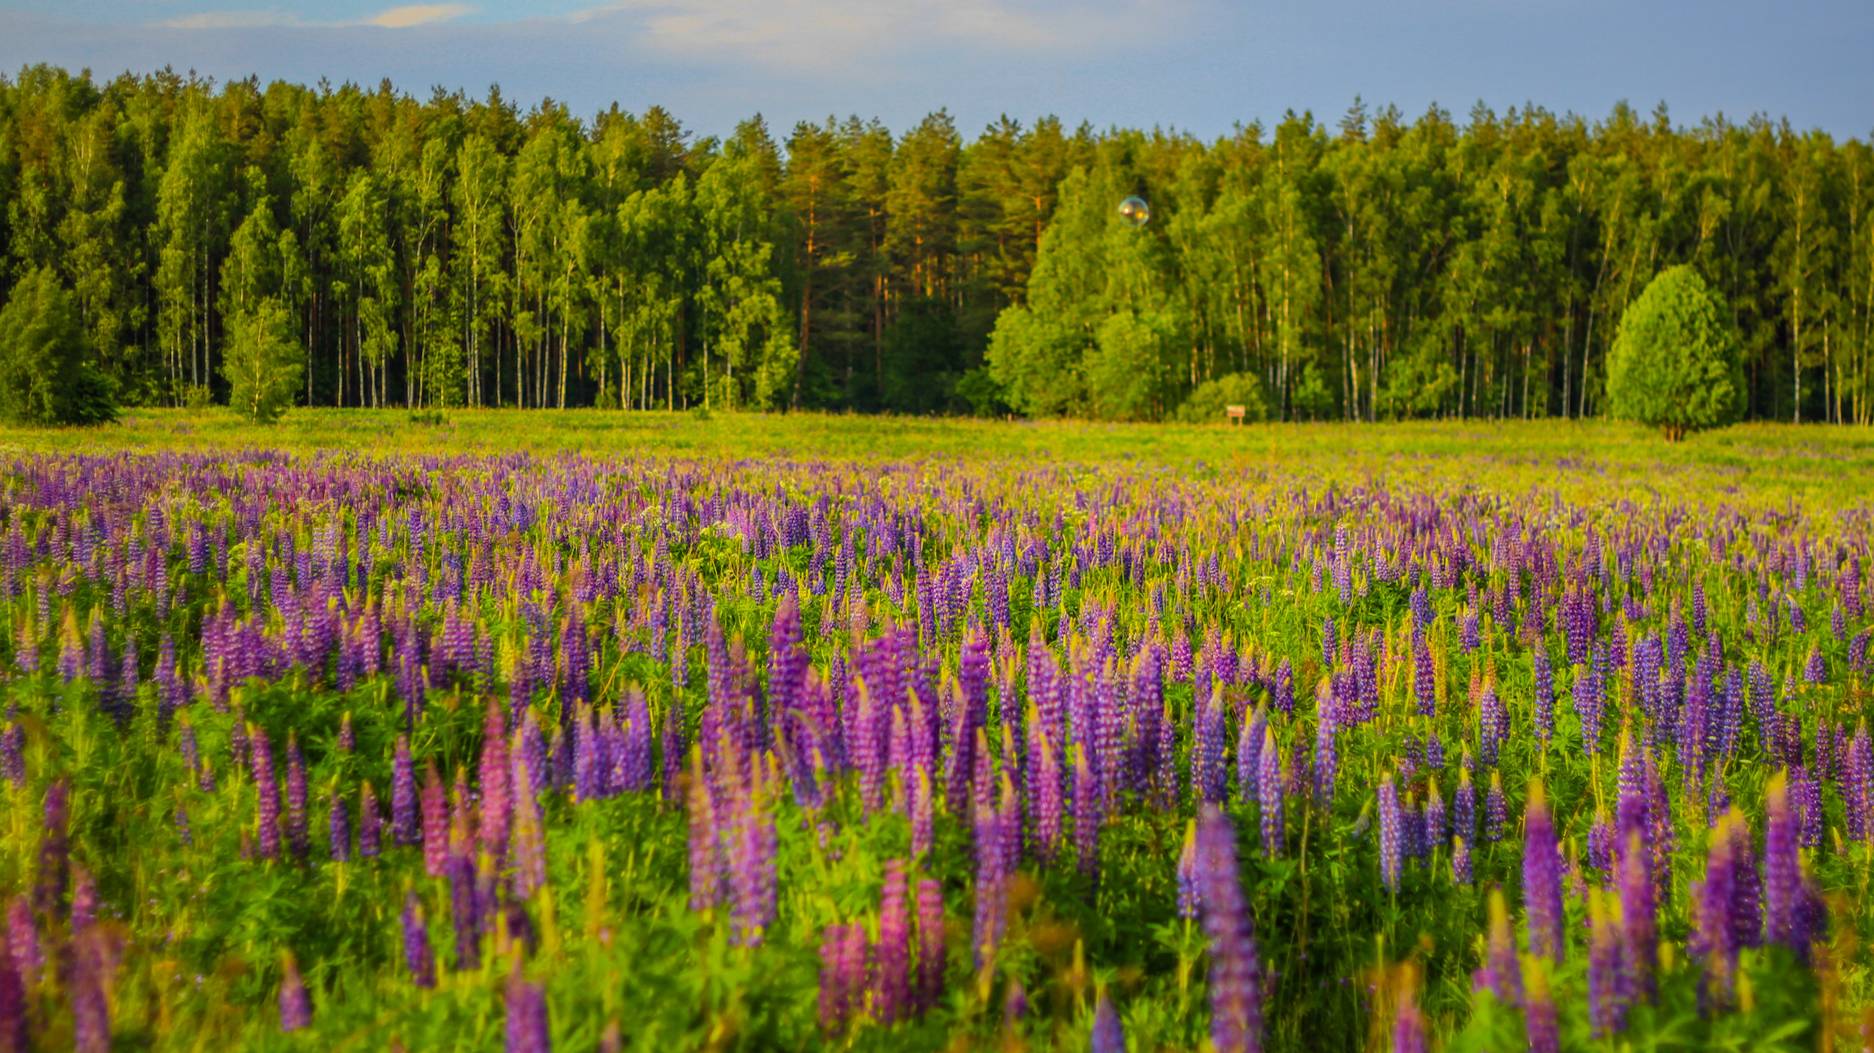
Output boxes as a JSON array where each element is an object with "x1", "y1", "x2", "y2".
[
  {"x1": 563, "y1": 0, "x2": 1179, "y2": 73},
  {"x1": 159, "y1": 10, "x2": 309, "y2": 30},
  {"x1": 160, "y1": 4, "x2": 474, "y2": 31},
  {"x1": 365, "y1": 4, "x2": 473, "y2": 28}
]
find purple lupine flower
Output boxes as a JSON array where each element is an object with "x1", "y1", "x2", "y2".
[
  {"x1": 7, "y1": 896, "x2": 40, "y2": 986},
  {"x1": 0, "y1": 724, "x2": 22, "y2": 786},
  {"x1": 1574, "y1": 646, "x2": 1605, "y2": 750},
  {"x1": 328, "y1": 787, "x2": 350, "y2": 862},
  {"x1": 447, "y1": 851, "x2": 480, "y2": 971},
  {"x1": 910, "y1": 765, "x2": 934, "y2": 858},
  {"x1": 391, "y1": 735, "x2": 419, "y2": 845},
  {"x1": 1091, "y1": 988, "x2": 1126, "y2": 1053},
  {"x1": 402, "y1": 892, "x2": 436, "y2": 988},
  {"x1": 1586, "y1": 809, "x2": 1613, "y2": 872},
  {"x1": 1031, "y1": 719, "x2": 1063, "y2": 862},
  {"x1": 877, "y1": 859, "x2": 911, "y2": 1023},
  {"x1": 285, "y1": 735, "x2": 310, "y2": 861},
  {"x1": 1476, "y1": 889, "x2": 1520, "y2": 1004},
  {"x1": 1453, "y1": 764, "x2": 1475, "y2": 843},
  {"x1": 509, "y1": 749, "x2": 547, "y2": 899},
  {"x1": 1176, "y1": 819, "x2": 1201, "y2": 920},
  {"x1": 278, "y1": 952, "x2": 312, "y2": 1032},
  {"x1": 1693, "y1": 811, "x2": 1742, "y2": 1005},
  {"x1": 1524, "y1": 957, "x2": 1559, "y2": 1053},
  {"x1": 842, "y1": 920, "x2": 872, "y2": 1026},
  {"x1": 1195, "y1": 687, "x2": 1227, "y2": 803},
  {"x1": 522, "y1": 709, "x2": 552, "y2": 802},
  {"x1": 480, "y1": 700, "x2": 511, "y2": 859},
  {"x1": 1617, "y1": 831, "x2": 1656, "y2": 1001},
  {"x1": 572, "y1": 705, "x2": 600, "y2": 803},
  {"x1": 1413, "y1": 634, "x2": 1436, "y2": 718},
  {"x1": 250, "y1": 727, "x2": 281, "y2": 861},
  {"x1": 420, "y1": 762, "x2": 448, "y2": 878},
  {"x1": 358, "y1": 782, "x2": 382, "y2": 859},
  {"x1": 0, "y1": 933, "x2": 24, "y2": 1053},
  {"x1": 1452, "y1": 834, "x2": 1472, "y2": 886},
  {"x1": 1477, "y1": 681, "x2": 1504, "y2": 767},
  {"x1": 1523, "y1": 780, "x2": 1564, "y2": 960},
  {"x1": 730, "y1": 759, "x2": 778, "y2": 947},
  {"x1": 1313, "y1": 699, "x2": 1338, "y2": 809},
  {"x1": 1531, "y1": 647, "x2": 1553, "y2": 745},
  {"x1": 817, "y1": 925, "x2": 846, "y2": 1035},
  {"x1": 504, "y1": 966, "x2": 551, "y2": 1053},
  {"x1": 1716, "y1": 668, "x2": 1744, "y2": 758},
  {"x1": 69, "y1": 865, "x2": 96, "y2": 931},
  {"x1": 1072, "y1": 743, "x2": 1102, "y2": 877},
  {"x1": 67, "y1": 928, "x2": 110, "y2": 1053},
  {"x1": 1587, "y1": 890, "x2": 1625, "y2": 1036},
  {"x1": 1763, "y1": 771, "x2": 1821, "y2": 962},
  {"x1": 1844, "y1": 724, "x2": 1871, "y2": 842},
  {"x1": 1195, "y1": 805, "x2": 1262, "y2": 1053},
  {"x1": 32, "y1": 777, "x2": 70, "y2": 922},
  {"x1": 1484, "y1": 773, "x2": 1507, "y2": 843},
  {"x1": 620, "y1": 692, "x2": 653, "y2": 792},
  {"x1": 1423, "y1": 778, "x2": 1447, "y2": 845},
  {"x1": 1725, "y1": 815, "x2": 1762, "y2": 952},
  {"x1": 686, "y1": 748, "x2": 724, "y2": 912},
  {"x1": 818, "y1": 922, "x2": 867, "y2": 1035},
  {"x1": 1391, "y1": 980, "x2": 1426, "y2": 1053},
  {"x1": 852, "y1": 681, "x2": 887, "y2": 812},
  {"x1": 1378, "y1": 775, "x2": 1403, "y2": 892},
  {"x1": 984, "y1": 777, "x2": 1021, "y2": 961},
  {"x1": 1004, "y1": 974, "x2": 1029, "y2": 1026},
  {"x1": 916, "y1": 877, "x2": 944, "y2": 1012},
  {"x1": 1258, "y1": 726, "x2": 1283, "y2": 856},
  {"x1": 1237, "y1": 706, "x2": 1265, "y2": 808}
]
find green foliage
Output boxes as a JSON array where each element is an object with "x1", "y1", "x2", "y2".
[
  {"x1": 953, "y1": 367, "x2": 1011, "y2": 417},
  {"x1": 1607, "y1": 264, "x2": 1746, "y2": 440},
  {"x1": 1290, "y1": 363, "x2": 1335, "y2": 421},
  {"x1": 881, "y1": 298, "x2": 968, "y2": 413},
  {"x1": 986, "y1": 306, "x2": 1084, "y2": 417},
  {"x1": 1173, "y1": 372, "x2": 1270, "y2": 423},
  {"x1": 222, "y1": 297, "x2": 305, "y2": 424},
  {"x1": 0, "y1": 267, "x2": 117, "y2": 425},
  {"x1": 1089, "y1": 310, "x2": 1181, "y2": 421},
  {"x1": 3, "y1": 67, "x2": 1874, "y2": 423}
]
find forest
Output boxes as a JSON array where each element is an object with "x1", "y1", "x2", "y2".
[{"x1": 2, "y1": 63, "x2": 1872, "y2": 423}]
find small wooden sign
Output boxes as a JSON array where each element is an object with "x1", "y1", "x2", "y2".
[{"x1": 1225, "y1": 404, "x2": 1247, "y2": 424}]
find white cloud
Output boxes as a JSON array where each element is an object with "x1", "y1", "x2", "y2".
[
  {"x1": 160, "y1": 4, "x2": 475, "y2": 31},
  {"x1": 159, "y1": 10, "x2": 309, "y2": 29},
  {"x1": 365, "y1": 4, "x2": 473, "y2": 28},
  {"x1": 562, "y1": 0, "x2": 1178, "y2": 73}
]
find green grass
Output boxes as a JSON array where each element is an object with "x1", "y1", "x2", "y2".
[{"x1": 6, "y1": 409, "x2": 1872, "y2": 509}]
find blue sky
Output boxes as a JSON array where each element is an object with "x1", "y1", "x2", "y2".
[{"x1": 2, "y1": 0, "x2": 1869, "y2": 141}]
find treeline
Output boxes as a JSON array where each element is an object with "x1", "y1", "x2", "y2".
[{"x1": 2, "y1": 63, "x2": 1872, "y2": 423}]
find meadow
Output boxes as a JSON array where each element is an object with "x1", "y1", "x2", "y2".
[{"x1": 0, "y1": 410, "x2": 1869, "y2": 1051}]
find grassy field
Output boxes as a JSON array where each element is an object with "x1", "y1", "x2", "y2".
[
  {"x1": 0, "y1": 411, "x2": 1868, "y2": 1051},
  {"x1": 7, "y1": 409, "x2": 1874, "y2": 507}
]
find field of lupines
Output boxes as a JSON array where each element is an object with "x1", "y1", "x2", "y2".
[{"x1": 0, "y1": 411, "x2": 1871, "y2": 1051}]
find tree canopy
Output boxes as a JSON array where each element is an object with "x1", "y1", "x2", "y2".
[
  {"x1": 1, "y1": 66, "x2": 1873, "y2": 423},
  {"x1": 0, "y1": 267, "x2": 116, "y2": 425},
  {"x1": 223, "y1": 297, "x2": 306, "y2": 424},
  {"x1": 1606, "y1": 266, "x2": 1745, "y2": 440}
]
